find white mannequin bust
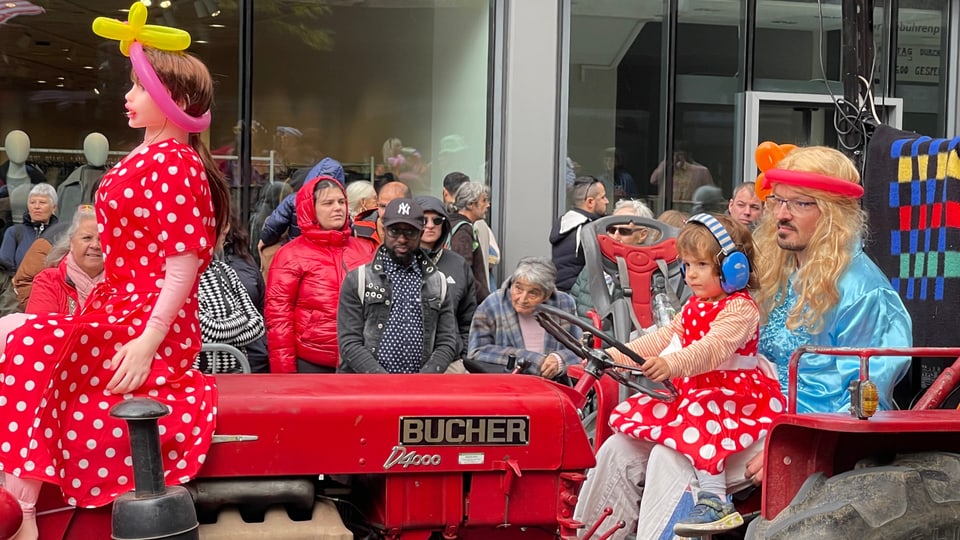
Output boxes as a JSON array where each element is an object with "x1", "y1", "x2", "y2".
[
  {"x1": 4, "y1": 130, "x2": 30, "y2": 179},
  {"x1": 4, "y1": 130, "x2": 34, "y2": 223},
  {"x1": 83, "y1": 132, "x2": 109, "y2": 168}
]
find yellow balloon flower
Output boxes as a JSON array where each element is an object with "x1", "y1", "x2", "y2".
[{"x1": 92, "y1": 2, "x2": 191, "y2": 57}]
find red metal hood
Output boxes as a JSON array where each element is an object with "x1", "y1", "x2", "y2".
[{"x1": 200, "y1": 374, "x2": 596, "y2": 477}]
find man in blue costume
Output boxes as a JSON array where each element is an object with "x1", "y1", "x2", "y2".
[{"x1": 574, "y1": 145, "x2": 912, "y2": 539}]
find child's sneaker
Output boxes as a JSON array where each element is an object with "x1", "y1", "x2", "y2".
[{"x1": 672, "y1": 492, "x2": 743, "y2": 537}]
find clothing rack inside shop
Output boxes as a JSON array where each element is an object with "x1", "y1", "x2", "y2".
[
  {"x1": 280, "y1": 156, "x2": 375, "y2": 185},
  {"x1": 0, "y1": 146, "x2": 127, "y2": 187},
  {"x1": 340, "y1": 156, "x2": 376, "y2": 183}
]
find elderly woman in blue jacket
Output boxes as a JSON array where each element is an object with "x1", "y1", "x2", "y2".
[
  {"x1": 0, "y1": 183, "x2": 59, "y2": 274},
  {"x1": 467, "y1": 256, "x2": 582, "y2": 378}
]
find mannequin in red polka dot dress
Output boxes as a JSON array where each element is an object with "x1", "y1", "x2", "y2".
[
  {"x1": 0, "y1": 8, "x2": 231, "y2": 539},
  {"x1": 607, "y1": 214, "x2": 785, "y2": 534}
]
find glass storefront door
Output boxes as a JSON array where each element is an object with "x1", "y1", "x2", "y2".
[{"x1": 737, "y1": 91, "x2": 903, "y2": 184}]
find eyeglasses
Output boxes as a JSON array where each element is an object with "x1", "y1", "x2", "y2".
[
  {"x1": 386, "y1": 226, "x2": 420, "y2": 239},
  {"x1": 606, "y1": 225, "x2": 640, "y2": 236},
  {"x1": 765, "y1": 194, "x2": 818, "y2": 214},
  {"x1": 425, "y1": 216, "x2": 446, "y2": 226}
]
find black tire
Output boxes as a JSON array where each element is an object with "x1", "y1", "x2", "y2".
[{"x1": 746, "y1": 452, "x2": 960, "y2": 539}]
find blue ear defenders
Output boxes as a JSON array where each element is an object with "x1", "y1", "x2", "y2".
[{"x1": 686, "y1": 213, "x2": 750, "y2": 294}]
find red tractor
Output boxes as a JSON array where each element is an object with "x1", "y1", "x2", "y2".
[
  {"x1": 745, "y1": 346, "x2": 960, "y2": 538},
  {"x1": 3, "y1": 312, "x2": 959, "y2": 539},
  {"x1": 0, "y1": 305, "x2": 675, "y2": 540}
]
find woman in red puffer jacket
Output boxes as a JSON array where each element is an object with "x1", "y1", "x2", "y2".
[{"x1": 265, "y1": 176, "x2": 375, "y2": 372}]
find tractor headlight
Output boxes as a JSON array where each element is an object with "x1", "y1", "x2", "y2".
[{"x1": 849, "y1": 380, "x2": 879, "y2": 419}]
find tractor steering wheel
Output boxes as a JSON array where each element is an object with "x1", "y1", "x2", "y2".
[{"x1": 534, "y1": 304, "x2": 679, "y2": 402}]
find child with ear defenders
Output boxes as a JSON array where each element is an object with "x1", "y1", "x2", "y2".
[{"x1": 606, "y1": 213, "x2": 785, "y2": 535}]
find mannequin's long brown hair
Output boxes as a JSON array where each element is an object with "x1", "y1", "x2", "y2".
[{"x1": 143, "y1": 47, "x2": 230, "y2": 241}]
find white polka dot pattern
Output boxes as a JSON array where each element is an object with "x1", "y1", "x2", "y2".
[
  {"x1": 377, "y1": 258, "x2": 424, "y2": 373},
  {"x1": 0, "y1": 139, "x2": 218, "y2": 508},
  {"x1": 609, "y1": 291, "x2": 785, "y2": 475}
]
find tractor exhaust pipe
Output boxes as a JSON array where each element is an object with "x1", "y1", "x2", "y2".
[{"x1": 110, "y1": 398, "x2": 199, "y2": 540}]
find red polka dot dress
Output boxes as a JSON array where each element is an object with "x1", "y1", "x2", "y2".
[
  {"x1": 609, "y1": 291, "x2": 785, "y2": 474},
  {"x1": 0, "y1": 139, "x2": 218, "y2": 508}
]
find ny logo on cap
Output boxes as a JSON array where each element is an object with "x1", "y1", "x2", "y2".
[{"x1": 398, "y1": 202, "x2": 411, "y2": 215}]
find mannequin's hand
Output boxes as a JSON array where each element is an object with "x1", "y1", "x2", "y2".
[
  {"x1": 745, "y1": 450, "x2": 765, "y2": 486},
  {"x1": 639, "y1": 356, "x2": 671, "y2": 382},
  {"x1": 106, "y1": 329, "x2": 164, "y2": 394}
]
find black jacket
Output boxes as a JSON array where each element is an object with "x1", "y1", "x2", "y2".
[
  {"x1": 549, "y1": 207, "x2": 600, "y2": 292},
  {"x1": 224, "y1": 252, "x2": 265, "y2": 314},
  {"x1": 0, "y1": 211, "x2": 59, "y2": 274},
  {"x1": 426, "y1": 249, "x2": 476, "y2": 359},
  {"x1": 447, "y1": 211, "x2": 490, "y2": 305},
  {"x1": 415, "y1": 195, "x2": 477, "y2": 358},
  {"x1": 337, "y1": 246, "x2": 458, "y2": 374}
]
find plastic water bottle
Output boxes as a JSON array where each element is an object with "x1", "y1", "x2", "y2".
[{"x1": 652, "y1": 274, "x2": 676, "y2": 328}]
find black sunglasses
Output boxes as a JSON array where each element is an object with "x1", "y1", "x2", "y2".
[
  {"x1": 386, "y1": 226, "x2": 420, "y2": 239},
  {"x1": 425, "y1": 216, "x2": 446, "y2": 226},
  {"x1": 606, "y1": 225, "x2": 639, "y2": 236}
]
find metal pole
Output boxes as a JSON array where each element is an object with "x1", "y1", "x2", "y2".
[
  {"x1": 840, "y1": 0, "x2": 875, "y2": 163},
  {"x1": 841, "y1": 0, "x2": 860, "y2": 158},
  {"x1": 662, "y1": 0, "x2": 678, "y2": 210},
  {"x1": 238, "y1": 0, "x2": 255, "y2": 221}
]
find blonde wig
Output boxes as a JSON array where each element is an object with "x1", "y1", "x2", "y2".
[{"x1": 753, "y1": 146, "x2": 866, "y2": 333}]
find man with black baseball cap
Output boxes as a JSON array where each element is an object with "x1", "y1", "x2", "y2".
[{"x1": 338, "y1": 199, "x2": 458, "y2": 374}]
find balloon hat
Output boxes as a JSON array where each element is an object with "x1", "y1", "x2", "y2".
[
  {"x1": 92, "y1": 3, "x2": 212, "y2": 133},
  {"x1": 755, "y1": 141, "x2": 864, "y2": 200}
]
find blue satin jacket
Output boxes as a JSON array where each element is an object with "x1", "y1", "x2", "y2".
[{"x1": 758, "y1": 247, "x2": 912, "y2": 413}]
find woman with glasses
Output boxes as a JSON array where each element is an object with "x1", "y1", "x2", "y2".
[
  {"x1": 24, "y1": 206, "x2": 103, "y2": 316},
  {"x1": 466, "y1": 257, "x2": 582, "y2": 379},
  {"x1": 415, "y1": 195, "x2": 478, "y2": 364},
  {"x1": 265, "y1": 175, "x2": 375, "y2": 373},
  {"x1": 11, "y1": 219, "x2": 71, "y2": 312},
  {"x1": 569, "y1": 199, "x2": 654, "y2": 328}
]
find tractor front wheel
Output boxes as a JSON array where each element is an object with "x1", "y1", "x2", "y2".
[{"x1": 746, "y1": 452, "x2": 960, "y2": 539}]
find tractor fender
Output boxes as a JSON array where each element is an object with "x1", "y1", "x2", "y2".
[{"x1": 746, "y1": 452, "x2": 960, "y2": 539}]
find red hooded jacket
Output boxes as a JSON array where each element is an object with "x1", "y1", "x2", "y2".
[{"x1": 265, "y1": 176, "x2": 375, "y2": 372}]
